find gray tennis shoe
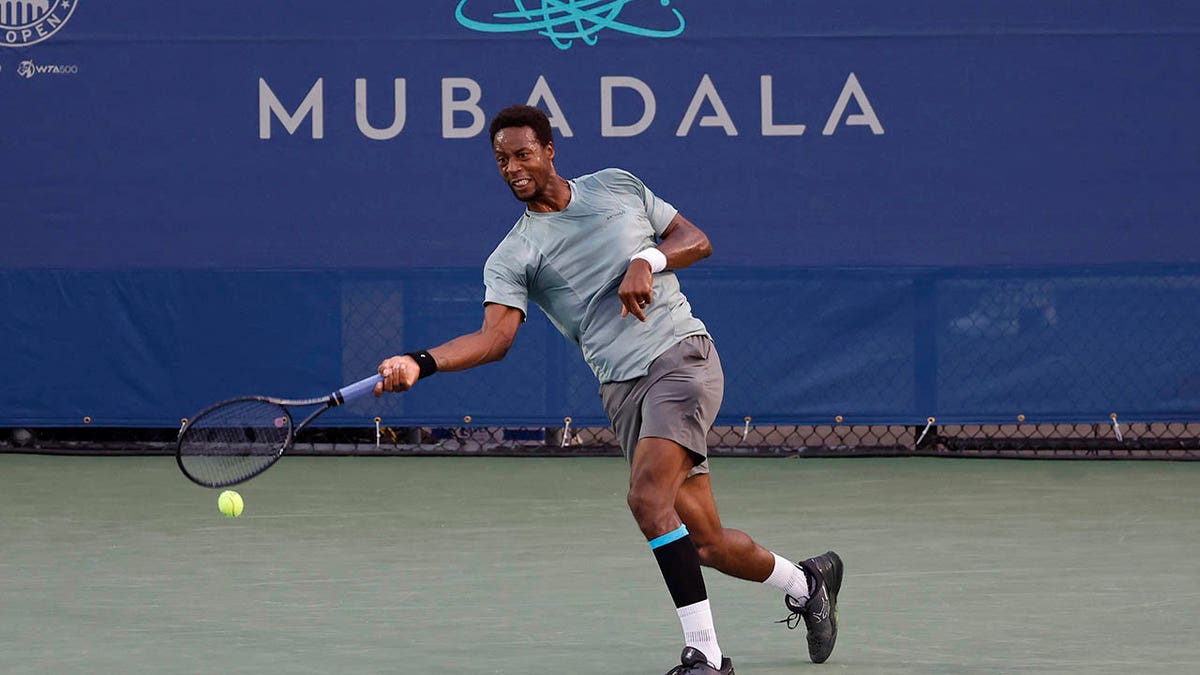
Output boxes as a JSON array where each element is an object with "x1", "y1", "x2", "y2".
[{"x1": 780, "y1": 550, "x2": 843, "y2": 664}]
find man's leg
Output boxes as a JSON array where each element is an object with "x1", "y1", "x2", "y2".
[
  {"x1": 676, "y1": 471, "x2": 843, "y2": 664},
  {"x1": 627, "y1": 437, "x2": 695, "y2": 539},
  {"x1": 628, "y1": 437, "x2": 729, "y2": 673},
  {"x1": 674, "y1": 473, "x2": 775, "y2": 581}
]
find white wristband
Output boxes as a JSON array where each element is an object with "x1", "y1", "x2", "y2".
[{"x1": 630, "y1": 248, "x2": 667, "y2": 274}]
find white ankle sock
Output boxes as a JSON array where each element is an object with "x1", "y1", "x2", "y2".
[
  {"x1": 677, "y1": 599, "x2": 723, "y2": 666},
  {"x1": 763, "y1": 553, "x2": 810, "y2": 604}
]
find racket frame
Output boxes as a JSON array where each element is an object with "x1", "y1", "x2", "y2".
[{"x1": 176, "y1": 375, "x2": 382, "y2": 487}]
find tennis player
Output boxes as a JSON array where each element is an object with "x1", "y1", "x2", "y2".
[{"x1": 375, "y1": 104, "x2": 842, "y2": 674}]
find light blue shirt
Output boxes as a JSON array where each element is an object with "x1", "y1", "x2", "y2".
[{"x1": 484, "y1": 168, "x2": 709, "y2": 383}]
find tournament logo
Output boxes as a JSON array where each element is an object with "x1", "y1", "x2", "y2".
[
  {"x1": 455, "y1": 0, "x2": 685, "y2": 50},
  {"x1": 16, "y1": 58, "x2": 76, "y2": 77},
  {"x1": 1, "y1": 0, "x2": 78, "y2": 47}
]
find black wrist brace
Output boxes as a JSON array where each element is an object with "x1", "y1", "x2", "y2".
[{"x1": 404, "y1": 350, "x2": 439, "y2": 379}]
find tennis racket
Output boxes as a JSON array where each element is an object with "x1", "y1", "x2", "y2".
[{"x1": 176, "y1": 374, "x2": 383, "y2": 487}]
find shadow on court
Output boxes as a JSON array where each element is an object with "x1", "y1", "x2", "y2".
[{"x1": 1, "y1": 455, "x2": 1197, "y2": 674}]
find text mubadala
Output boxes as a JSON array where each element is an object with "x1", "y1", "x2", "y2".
[{"x1": 258, "y1": 74, "x2": 884, "y2": 140}]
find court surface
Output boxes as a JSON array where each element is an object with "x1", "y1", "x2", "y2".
[{"x1": 1, "y1": 454, "x2": 1197, "y2": 675}]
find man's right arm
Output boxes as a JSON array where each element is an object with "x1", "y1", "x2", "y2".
[{"x1": 374, "y1": 302, "x2": 524, "y2": 395}]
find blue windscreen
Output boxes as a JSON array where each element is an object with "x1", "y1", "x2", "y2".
[{"x1": 2, "y1": 2, "x2": 1198, "y2": 426}]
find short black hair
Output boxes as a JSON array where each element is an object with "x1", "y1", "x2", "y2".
[{"x1": 489, "y1": 104, "x2": 553, "y2": 146}]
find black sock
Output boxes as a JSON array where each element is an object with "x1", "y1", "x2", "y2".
[{"x1": 649, "y1": 524, "x2": 708, "y2": 608}]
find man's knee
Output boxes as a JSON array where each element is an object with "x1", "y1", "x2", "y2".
[{"x1": 626, "y1": 482, "x2": 671, "y2": 524}]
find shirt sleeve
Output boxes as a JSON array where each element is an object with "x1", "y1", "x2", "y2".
[
  {"x1": 640, "y1": 180, "x2": 678, "y2": 238},
  {"x1": 483, "y1": 234, "x2": 532, "y2": 318},
  {"x1": 601, "y1": 168, "x2": 678, "y2": 237}
]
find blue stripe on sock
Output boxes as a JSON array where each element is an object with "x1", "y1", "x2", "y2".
[{"x1": 648, "y1": 524, "x2": 690, "y2": 550}]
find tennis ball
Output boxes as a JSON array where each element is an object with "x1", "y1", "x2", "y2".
[{"x1": 217, "y1": 490, "x2": 244, "y2": 518}]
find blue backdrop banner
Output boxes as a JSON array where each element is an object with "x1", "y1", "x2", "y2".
[{"x1": 2, "y1": 2, "x2": 1198, "y2": 427}]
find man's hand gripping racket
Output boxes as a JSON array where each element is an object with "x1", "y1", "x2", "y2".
[{"x1": 176, "y1": 374, "x2": 383, "y2": 488}]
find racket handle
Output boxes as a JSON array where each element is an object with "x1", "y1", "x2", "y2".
[{"x1": 336, "y1": 374, "x2": 384, "y2": 404}]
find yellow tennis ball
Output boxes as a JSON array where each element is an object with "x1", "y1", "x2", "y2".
[{"x1": 217, "y1": 490, "x2": 244, "y2": 518}]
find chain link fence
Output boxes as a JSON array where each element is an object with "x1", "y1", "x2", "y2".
[{"x1": 5, "y1": 420, "x2": 1198, "y2": 459}]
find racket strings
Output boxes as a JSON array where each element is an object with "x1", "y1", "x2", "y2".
[{"x1": 178, "y1": 400, "x2": 291, "y2": 486}]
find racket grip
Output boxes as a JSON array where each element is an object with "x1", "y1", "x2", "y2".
[{"x1": 337, "y1": 374, "x2": 385, "y2": 403}]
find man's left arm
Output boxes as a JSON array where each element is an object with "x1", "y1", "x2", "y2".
[
  {"x1": 619, "y1": 213, "x2": 711, "y2": 320},
  {"x1": 656, "y1": 213, "x2": 712, "y2": 270}
]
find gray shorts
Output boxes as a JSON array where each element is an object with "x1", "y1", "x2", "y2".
[{"x1": 599, "y1": 335, "x2": 725, "y2": 477}]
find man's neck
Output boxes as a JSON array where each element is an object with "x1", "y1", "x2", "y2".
[{"x1": 526, "y1": 175, "x2": 571, "y2": 213}]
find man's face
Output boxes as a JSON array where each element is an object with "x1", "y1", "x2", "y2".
[{"x1": 493, "y1": 126, "x2": 554, "y2": 203}]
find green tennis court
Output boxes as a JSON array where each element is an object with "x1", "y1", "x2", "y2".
[{"x1": 2, "y1": 455, "x2": 1197, "y2": 674}]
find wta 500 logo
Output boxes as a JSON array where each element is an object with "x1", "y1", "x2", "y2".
[
  {"x1": 17, "y1": 59, "x2": 77, "y2": 77},
  {"x1": 1, "y1": 0, "x2": 78, "y2": 47},
  {"x1": 455, "y1": 0, "x2": 684, "y2": 50}
]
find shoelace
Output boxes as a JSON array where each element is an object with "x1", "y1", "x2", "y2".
[
  {"x1": 776, "y1": 593, "x2": 808, "y2": 630},
  {"x1": 776, "y1": 610, "x2": 804, "y2": 630}
]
